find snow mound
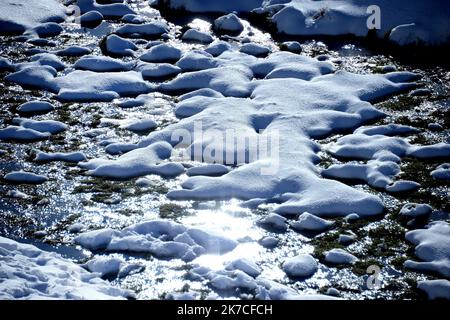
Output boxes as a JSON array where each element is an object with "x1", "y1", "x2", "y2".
[
  {"x1": 80, "y1": 10, "x2": 104, "y2": 29},
  {"x1": 282, "y1": 254, "x2": 318, "y2": 278},
  {"x1": 34, "y1": 151, "x2": 87, "y2": 163},
  {"x1": 158, "y1": 0, "x2": 265, "y2": 13},
  {"x1": 76, "y1": 0, "x2": 135, "y2": 19},
  {"x1": 405, "y1": 221, "x2": 450, "y2": 278},
  {"x1": 0, "y1": 126, "x2": 50, "y2": 142},
  {"x1": 116, "y1": 22, "x2": 168, "y2": 38},
  {"x1": 74, "y1": 55, "x2": 134, "y2": 72},
  {"x1": 3, "y1": 171, "x2": 48, "y2": 184},
  {"x1": 75, "y1": 219, "x2": 238, "y2": 261},
  {"x1": 187, "y1": 164, "x2": 229, "y2": 177},
  {"x1": 122, "y1": 118, "x2": 158, "y2": 133},
  {"x1": 418, "y1": 280, "x2": 450, "y2": 300},
  {"x1": 257, "y1": 213, "x2": 288, "y2": 232},
  {"x1": 104, "y1": 34, "x2": 138, "y2": 57},
  {"x1": 0, "y1": 0, "x2": 66, "y2": 35},
  {"x1": 136, "y1": 62, "x2": 181, "y2": 79},
  {"x1": 30, "y1": 53, "x2": 65, "y2": 71},
  {"x1": 240, "y1": 43, "x2": 270, "y2": 57},
  {"x1": 431, "y1": 164, "x2": 450, "y2": 181},
  {"x1": 324, "y1": 248, "x2": 358, "y2": 265},
  {"x1": 140, "y1": 43, "x2": 182, "y2": 62},
  {"x1": 17, "y1": 100, "x2": 55, "y2": 114},
  {"x1": 79, "y1": 141, "x2": 184, "y2": 179},
  {"x1": 182, "y1": 29, "x2": 214, "y2": 44},
  {"x1": 12, "y1": 118, "x2": 67, "y2": 134},
  {"x1": 0, "y1": 237, "x2": 133, "y2": 299},
  {"x1": 290, "y1": 212, "x2": 334, "y2": 232},
  {"x1": 214, "y1": 13, "x2": 244, "y2": 33},
  {"x1": 225, "y1": 258, "x2": 261, "y2": 278},
  {"x1": 55, "y1": 46, "x2": 92, "y2": 57},
  {"x1": 400, "y1": 203, "x2": 433, "y2": 217}
]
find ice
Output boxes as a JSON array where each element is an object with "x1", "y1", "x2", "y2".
[
  {"x1": 79, "y1": 142, "x2": 185, "y2": 179},
  {"x1": 431, "y1": 164, "x2": 450, "y2": 181},
  {"x1": 400, "y1": 203, "x2": 433, "y2": 218},
  {"x1": 0, "y1": 126, "x2": 50, "y2": 142},
  {"x1": 74, "y1": 55, "x2": 134, "y2": 72},
  {"x1": 290, "y1": 212, "x2": 334, "y2": 232},
  {"x1": 186, "y1": 164, "x2": 229, "y2": 177},
  {"x1": 75, "y1": 219, "x2": 238, "y2": 261},
  {"x1": 77, "y1": 0, "x2": 135, "y2": 19},
  {"x1": 239, "y1": 43, "x2": 270, "y2": 57},
  {"x1": 34, "y1": 151, "x2": 87, "y2": 163},
  {"x1": 405, "y1": 222, "x2": 450, "y2": 278},
  {"x1": 214, "y1": 14, "x2": 244, "y2": 33},
  {"x1": 12, "y1": 118, "x2": 67, "y2": 134},
  {"x1": 3, "y1": 171, "x2": 48, "y2": 184},
  {"x1": 282, "y1": 254, "x2": 318, "y2": 278},
  {"x1": 17, "y1": 101, "x2": 55, "y2": 114},
  {"x1": 182, "y1": 29, "x2": 214, "y2": 44},
  {"x1": 0, "y1": 0, "x2": 66, "y2": 35},
  {"x1": 140, "y1": 43, "x2": 182, "y2": 62},
  {"x1": 417, "y1": 280, "x2": 450, "y2": 300},
  {"x1": 0, "y1": 237, "x2": 133, "y2": 299},
  {"x1": 104, "y1": 34, "x2": 138, "y2": 57},
  {"x1": 324, "y1": 249, "x2": 358, "y2": 265}
]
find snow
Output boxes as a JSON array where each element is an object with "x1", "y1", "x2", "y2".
[
  {"x1": 31, "y1": 22, "x2": 63, "y2": 38},
  {"x1": 0, "y1": 0, "x2": 66, "y2": 35},
  {"x1": 259, "y1": 236, "x2": 279, "y2": 249},
  {"x1": 282, "y1": 254, "x2": 318, "y2": 278},
  {"x1": 239, "y1": 43, "x2": 270, "y2": 57},
  {"x1": 76, "y1": 0, "x2": 135, "y2": 19},
  {"x1": 257, "y1": 213, "x2": 288, "y2": 232},
  {"x1": 159, "y1": 0, "x2": 265, "y2": 13},
  {"x1": 115, "y1": 22, "x2": 168, "y2": 38},
  {"x1": 417, "y1": 280, "x2": 450, "y2": 300},
  {"x1": 55, "y1": 46, "x2": 92, "y2": 57},
  {"x1": 182, "y1": 29, "x2": 214, "y2": 44},
  {"x1": 400, "y1": 203, "x2": 433, "y2": 217},
  {"x1": 7, "y1": 190, "x2": 29, "y2": 199},
  {"x1": 83, "y1": 256, "x2": 124, "y2": 278},
  {"x1": 262, "y1": 0, "x2": 450, "y2": 46},
  {"x1": 12, "y1": 118, "x2": 67, "y2": 134},
  {"x1": 290, "y1": 212, "x2": 334, "y2": 232},
  {"x1": 214, "y1": 14, "x2": 244, "y2": 33},
  {"x1": 225, "y1": 258, "x2": 261, "y2": 277},
  {"x1": 187, "y1": 164, "x2": 229, "y2": 177},
  {"x1": 140, "y1": 43, "x2": 182, "y2": 62},
  {"x1": 17, "y1": 100, "x2": 55, "y2": 114},
  {"x1": 79, "y1": 142, "x2": 185, "y2": 179},
  {"x1": 5, "y1": 65, "x2": 57, "y2": 90},
  {"x1": 74, "y1": 55, "x2": 134, "y2": 72},
  {"x1": 281, "y1": 41, "x2": 302, "y2": 53},
  {"x1": 80, "y1": 11, "x2": 104, "y2": 29},
  {"x1": 34, "y1": 151, "x2": 87, "y2": 163},
  {"x1": 75, "y1": 219, "x2": 238, "y2": 261},
  {"x1": 0, "y1": 126, "x2": 50, "y2": 142},
  {"x1": 29, "y1": 53, "x2": 66, "y2": 71},
  {"x1": 324, "y1": 249, "x2": 358, "y2": 265},
  {"x1": 104, "y1": 34, "x2": 138, "y2": 57},
  {"x1": 205, "y1": 40, "x2": 232, "y2": 57},
  {"x1": 338, "y1": 232, "x2": 357, "y2": 245},
  {"x1": 122, "y1": 118, "x2": 158, "y2": 133},
  {"x1": 431, "y1": 164, "x2": 450, "y2": 181},
  {"x1": 3, "y1": 171, "x2": 48, "y2": 184},
  {"x1": 405, "y1": 221, "x2": 450, "y2": 278},
  {"x1": 0, "y1": 237, "x2": 133, "y2": 299},
  {"x1": 136, "y1": 62, "x2": 181, "y2": 79}
]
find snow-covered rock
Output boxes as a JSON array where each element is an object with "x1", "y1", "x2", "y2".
[
  {"x1": 115, "y1": 22, "x2": 168, "y2": 38},
  {"x1": 140, "y1": 43, "x2": 182, "y2": 62},
  {"x1": 214, "y1": 13, "x2": 244, "y2": 33},
  {"x1": 17, "y1": 100, "x2": 55, "y2": 114},
  {"x1": 282, "y1": 254, "x2": 318, "y2": 278},
  {"x1": 418, "y1": 280, "x2": 450, "y2": 300},
  {"x1": 0, "y1": 237, "x2": 133, "y2": 299},
  {"x1": 122, "y1": 118, "x2": 158, "y2": 133},
  {"x1": 55, "y1": 46, "x2": 92, "y2": 57},
  {"x1": 187, "y1": 164, "x2": 229, "y2": 177},
  {"x1": 76, "y1": 0, "x2": 135, "y2": 19},
  {"x1": 405, "y1": 221, "x2": 450, "y2": 278},
  {"x1": 239, "y1": 43, "x2": 270, "y2": 57},
  {"x1": 257, "y1": 213, "x2": 288, "y2": 232},
  {"x1": 182, "y1": 29, "x2": 214, "y2": 44},
  {"x1": 136, "y1": 62, "x2": 181, "y2": 79},
  {"x1": 74, "y1": 55, "x2": 134, "y2": 72},
  {"x1": 431, "y1": 164, "x2": 450, "y2": 181},
  {"x1": 3, "y1": 171, "x2": 48, "y2": 184},
  {"x1": 290, "y1": 212, "x2": 334, "y2": 232},
  {"x1": 205, "y1": 40, "x2": 232, "y2": 56},
  {"x1": 225, "y1": 258, "x2": 261, "y2": 277},
  {"x1": 400, "y1": 203, "x2": 433, "y2": 218},
  {"x1": 104, "y1": 34, "x2": 138, "y2": 57},
  {"x1": 80, "y1": 10, "x2": 104, "y2": 29},
  {"x1": 12, "y1": 118, "x2": 67, "y2": 134},
  {"x1": 0, "y1": 126, "x2": 50, "y2": 142},
  {"x1": 34, "y1": 151, "x2": 87, "y2": 163},
  {"x1": 324, "y1": 248, "x2": 358, "y2": 265},
  {"x1": 158, "y1": 0, "x2": 265, "y2": 13},
  {"x1": 29, "y1": 53, "x2": 65, "y2": 71}
]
